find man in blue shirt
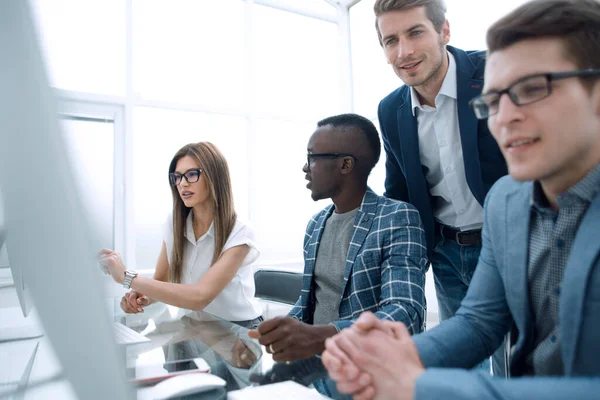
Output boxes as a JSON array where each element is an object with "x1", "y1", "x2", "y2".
[{"x1": 322, "y1": 1, "x2": 600, "y2": 399}]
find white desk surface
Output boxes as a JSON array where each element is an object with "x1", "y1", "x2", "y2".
[{"x1": 0, "y1": 297, "x2": 277, "y2": 400}]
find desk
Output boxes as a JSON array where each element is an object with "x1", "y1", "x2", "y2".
[
  {"x1": 117, "y1": 302, "x2": 266, "y2": 393},
  {"x1": 0, "y1": 300, "x2": 333, "y2": 399},
  {"x1": 1, "y1": 301, "x2": 270, "y2": 399}
]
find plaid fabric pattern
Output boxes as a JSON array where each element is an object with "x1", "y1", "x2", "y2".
[{"x1": 288, "y1": 188, "x2": 428, "y2": 334}]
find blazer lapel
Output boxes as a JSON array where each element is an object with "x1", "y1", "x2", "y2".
[
  {"x1": 505, "y1": 184, "x2": 534, "y2": 349},
  {"x1": 341, "y1": 189, "x2": 377, "y2": 290},
  {"x1": 302, "y1": 206, "x2": 333, "y2": 307},
  {"x1": 455, "y1": 55, "x2": 485, "y2": 203},
  {"x1": 396, "y1": 103, "x2": 429, "y2": 203},
  {"x1": 560, "y1": 194, "x2": 600, "y2": 372}
]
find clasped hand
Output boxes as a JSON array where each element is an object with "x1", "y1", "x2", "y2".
[
  {"x1": 322, "y1": 312, "x2": 425, "y2": 400},
  {"x1": 120, "y1": 290, "x2": 150, "y2": 314}
]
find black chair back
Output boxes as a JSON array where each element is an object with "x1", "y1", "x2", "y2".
[{"x1": 253, "y1": 269, "x2": 302, "y2": 305}]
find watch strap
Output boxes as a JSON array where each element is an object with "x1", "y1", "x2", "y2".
[{"x1": 123, "y1": 270, "x2": 138, "y2": 289}]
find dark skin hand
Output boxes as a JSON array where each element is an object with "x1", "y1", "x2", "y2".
[{"x1": 248, "y1": 316, "x2": 338, "y2": 362}]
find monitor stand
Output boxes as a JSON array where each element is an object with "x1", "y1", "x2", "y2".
[{"x1": 0, "y1": 307, "x2": 44, "y2": 342}]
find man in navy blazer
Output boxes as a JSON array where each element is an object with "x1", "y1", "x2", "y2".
[
  {"x1": 376, "y1": 0, "x2": 507, "y2": 325},
  {"x1": 322, "y1": 0, "x2": 600, "y2": 399}
]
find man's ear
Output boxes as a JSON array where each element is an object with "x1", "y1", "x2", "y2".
[
  {"x1": 441, "y1": 19, "x2": 450, "y2": 46},
  {"x1": 340, "y1": 157, "x2": 355, "y2": 175}
]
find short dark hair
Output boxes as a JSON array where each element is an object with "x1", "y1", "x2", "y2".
[
  {"x1": 374, "y1": 0, "x2": 447, "y2": 45},
  {"x1": 317, "y1": 113, "x2": 381, "y2": 174},
  {"x1": 487, "y1": 0, "x2": 600, "y2": 70}
]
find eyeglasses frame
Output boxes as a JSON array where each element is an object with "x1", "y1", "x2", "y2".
[
  {"x1": 469, "y1": 68, "x2": 600, "y2": 120},
  {"x1": 169, "y1": 168, "x2": 203, "y2": 186},
  {"x1": 306, "y1": 153, "x2": 359, "y2": 167}
]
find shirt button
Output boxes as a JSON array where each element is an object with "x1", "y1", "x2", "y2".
[
  {"x1": 555, "y1": 287, "x2": 561, "y2": 296},
  {"x1": 556, "y1": 239, "x2": 565, "y2": 248},
  {"x1": 458, "y1": 209, "x2": 465, "y2": 214},
  {"x1": 550, "y1": 335, "x2": 557, "y2": 343},
  {"x1": 439, "y1": 141, "x2": 447, "y2": 146}
]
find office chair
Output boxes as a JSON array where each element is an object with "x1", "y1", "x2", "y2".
[{"x1": 253, "y1": 269, "x2": 302, "y2": 306}]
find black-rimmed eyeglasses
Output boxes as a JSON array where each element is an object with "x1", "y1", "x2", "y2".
[
  {"x1": 169, "y1": 168, "x2": 203, "y2": 186},
  {"x1": 306, "y1": 153, "x2": 359, "y2": 166},
  {"x1": 469, "y1": 69, "x2": 600, "y2": 120}
]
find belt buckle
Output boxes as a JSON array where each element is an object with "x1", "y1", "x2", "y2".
[
  {"x1": 455, "y1": 230, "x2": 480, "y2": 246},
  {"x1": 455, "y1": 231, "x2": 465, "y2": 246}
]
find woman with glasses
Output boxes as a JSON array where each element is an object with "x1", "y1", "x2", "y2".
[{"x1": 99, "y1": 142, "x2": 263, "y2": 329}]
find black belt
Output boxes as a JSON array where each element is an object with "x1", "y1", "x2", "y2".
[{"x1": 440, "y1": 225, "x2": 482, "y2": 246}]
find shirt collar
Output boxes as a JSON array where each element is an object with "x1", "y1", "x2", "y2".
[
  {"x1": 562, "y1": 163, "x2": 600, "y2": 203},
  {"x1": 531, "y1": 181, "x2": 552, "y2": 214},
  {"x1": 531, "y1": 163, "x2": 600, "y2": 211},
  {"x1": 184, "y1": 210, "x2": 214, "y2": 244},
  {"x1": 410, "y1": 51, "x2": 457, "y2": 116}
]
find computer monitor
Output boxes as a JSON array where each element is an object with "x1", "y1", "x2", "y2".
[
  {"x1": 0, "y1": 189, "x2": 42, "y2": 344},
  {"x1": 0, "y1": 194, "x2": 33, "y2": 319},
  {"x1": 0, "y1": 1, "x2": 130, "y2": 399}
]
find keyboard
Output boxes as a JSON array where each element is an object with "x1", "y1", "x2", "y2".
[
  {"x1": 113, "y1": 322, "x2": 150, "y2": 345},
  {"x1": 227, "y1": 381, "x2": 329, "y2": 399}
]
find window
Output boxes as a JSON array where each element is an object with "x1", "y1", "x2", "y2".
[
  {"x1": 60, "y1": 117, "x2": 115, "y2": 249},
  {"x1": 133, "y1": 0, "x2": 246, "y2": 110},
  {"x1": 55, "y1": 99, "x2": 126, "y2": 297},
  {"x1": 249, "y1": 119, "x2": 327, "y2": 264},
  {"x1": 257, "y1": 0, "x2": 337, "y2": 19},
  {"x1": 350, "y1": 0, "x2": 398, "y2": 120},
  {"x1": 31, "y1": 0, "x2": 126, "y2": 95},
  {"x1": 33, "y1": 1, "x2": 349, "y2": 278},
  {"x1": 252, "y1": 5, "x2": 341, "y2": 120}
]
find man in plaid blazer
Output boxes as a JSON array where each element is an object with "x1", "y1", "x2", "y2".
[{"x1": 249, "y1": 114, "x2": 428, "y2": 371}]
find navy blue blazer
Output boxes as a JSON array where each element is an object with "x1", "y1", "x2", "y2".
[{"x1": 377, "y1": 45, "x2": 507, "y2": 257}]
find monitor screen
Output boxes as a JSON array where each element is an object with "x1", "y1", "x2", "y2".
[
  {"x1": 0, "y1": 192, "x2": 32, "y2": 318},
  {"x1": 0, "y1": 1, "x2": 130, "y2": 398}
]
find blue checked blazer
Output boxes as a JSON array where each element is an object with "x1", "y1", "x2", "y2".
[{"x1": 288, "y1": 188, "x2": 428, "y2": 334}]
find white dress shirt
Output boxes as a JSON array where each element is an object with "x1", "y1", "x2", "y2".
[
  {"x1": 410, "y1": 51, "x2": 483, "y2": 231},
  {"x1": 163, "y1": 211, "x2": 263, "y2": 321}
]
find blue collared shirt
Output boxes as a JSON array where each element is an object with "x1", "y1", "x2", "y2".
[{"x1": 527, "y1": 163, "x2": 600, "y2": 375}]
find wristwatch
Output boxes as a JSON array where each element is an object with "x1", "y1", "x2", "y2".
[{"x1": 123, "y1": 270, "x2": 138, "y2": 289}]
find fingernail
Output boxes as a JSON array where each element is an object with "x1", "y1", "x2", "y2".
[
  {"x1": 137, "y1": 308, "x2": 143, "y2": 312},
  {"x1": 359, "y1": 375, "x2": 369, "y2": 385}
]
